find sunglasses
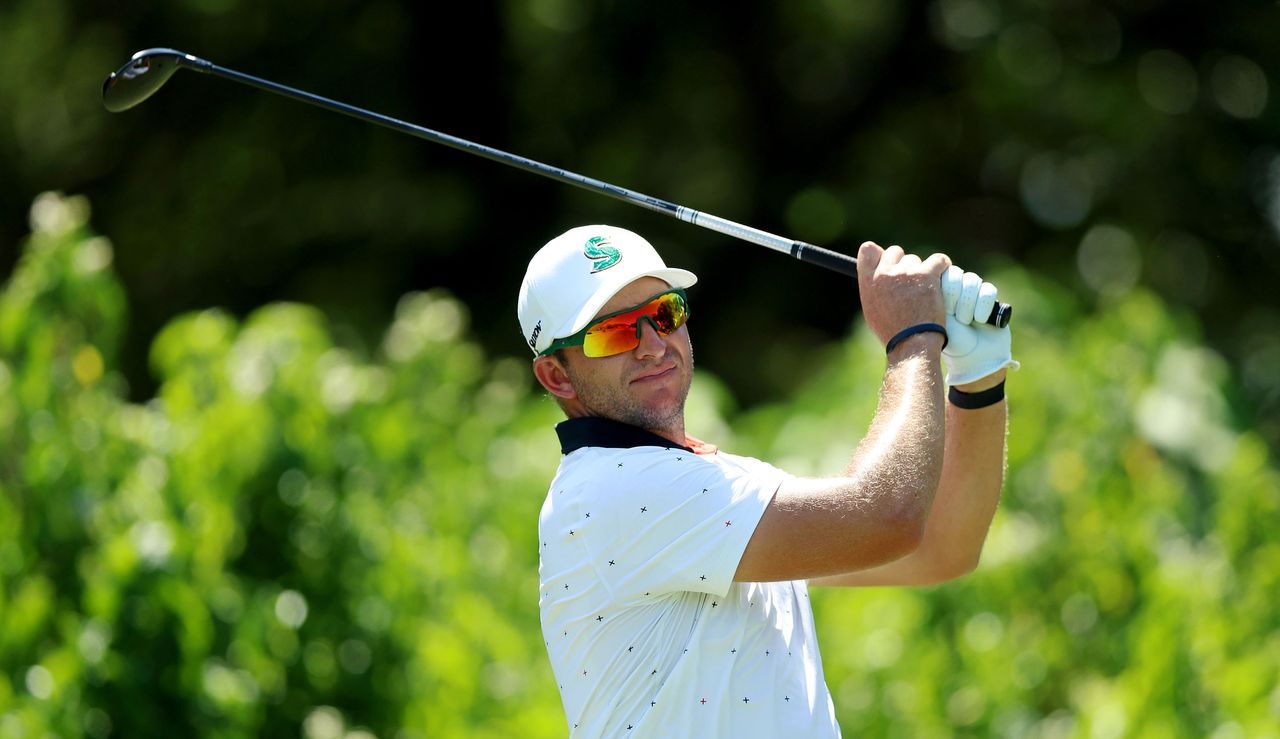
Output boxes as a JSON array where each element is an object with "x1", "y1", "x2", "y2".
[{"x1": 541, "y1": 288, "x2": 690, "y2": 358}]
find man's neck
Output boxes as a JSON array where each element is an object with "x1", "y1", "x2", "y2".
[
  {"x1": 644, "y1": 421, "x2": 686, "y2": 447},
  {"x1": 555, "y1": 416, "x2": 717, "y2": 456},
  {"x1": 563, "y1": 407, "x2": 685, "y2": 447}
]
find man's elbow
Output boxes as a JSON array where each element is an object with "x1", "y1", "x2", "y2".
[
  {"x1": 895, "y1": 486, "x2": 936, "y2": 542},
  {"x1": 916, "y1": 550, "x2": 982, "y2": 586},
  {"x1": 878, "y1": 504, "x2": 929, "y2": 562},
  {"x1": 943, "y1": 554, "x2": 981, "y2": 583}
]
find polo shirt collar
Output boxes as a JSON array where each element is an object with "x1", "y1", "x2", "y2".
[{"x1": 556, "y1": 416, "x2": 694, "y2": 454}]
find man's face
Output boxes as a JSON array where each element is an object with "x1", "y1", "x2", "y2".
[{"x1": 556, "y1": 276, "x2": 694, "y2": 434}]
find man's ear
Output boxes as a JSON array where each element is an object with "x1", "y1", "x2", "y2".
[{"x1": 533, "y1": 355, "x2": 577, "y2": 400}]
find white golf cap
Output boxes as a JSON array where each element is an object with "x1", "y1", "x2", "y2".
[{"x1": 518, "y1": 225, "x2": 698, "y2": 356}]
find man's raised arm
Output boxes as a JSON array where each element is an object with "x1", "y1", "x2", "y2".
[{"x1": 734, "y1": 242, "x2": 952, "y2": 582}]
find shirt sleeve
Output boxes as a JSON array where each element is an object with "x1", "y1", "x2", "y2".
[{"x1": 576, "y1": 448, "x2": 782, "y2": 601}]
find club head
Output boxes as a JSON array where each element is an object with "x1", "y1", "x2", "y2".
[{"x1": 102, "y1": 48, "x2": 191, "y2": 112}]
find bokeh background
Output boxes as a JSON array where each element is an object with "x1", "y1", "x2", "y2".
[{"x1": 2, "y1": 1, "x2": 1278, "y2": 737}]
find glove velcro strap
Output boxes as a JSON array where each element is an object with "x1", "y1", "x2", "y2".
[
  {"x1": 886, "y1": 323, "x2": 948, "y2": 354},
  {"x1": 948, "y1": 381, "x2": 1006, "y2": 409}
]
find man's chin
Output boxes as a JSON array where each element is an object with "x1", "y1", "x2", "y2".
[{"x1": 630, "y1": 376, "x2": 689, "y2": 412}]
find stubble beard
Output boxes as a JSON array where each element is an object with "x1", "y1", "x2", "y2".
[{"x1": 565, "y1": 353, "x2": 694, "y2": 436}]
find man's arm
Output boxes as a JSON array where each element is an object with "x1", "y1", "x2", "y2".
[
  {"x1": 809, "y1": 368, "x2": 1007, "y2": 587},
  {"x1": 734, "y1": 242, "x2": 951, "y2": 583},
  {"x1": 734, "y1": 336, "x2": 946, "y2": 582}
]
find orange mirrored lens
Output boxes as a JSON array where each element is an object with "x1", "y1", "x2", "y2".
[{"x1": 582, "y1": 292, "x2": 689, "y2": 357}]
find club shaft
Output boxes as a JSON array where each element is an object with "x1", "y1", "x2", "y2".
[
  {"x1": 172, "y1": 54, "x2": 1009, "y2": 327},
  {"x1": 191, "y1": 60, "x2": 816, "y2": 251}
]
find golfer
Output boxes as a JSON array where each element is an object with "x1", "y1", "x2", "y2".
[{"x1": 518, "y1": 225, "x2": 1016, "y2": 737}]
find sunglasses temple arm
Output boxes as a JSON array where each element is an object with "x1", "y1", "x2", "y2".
[{"x1": 675, "y1": 209, "x2": 1011, "y2": 329}]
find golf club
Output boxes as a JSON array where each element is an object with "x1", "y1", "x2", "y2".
[{"x1": 103, "y1": 48, "x2": 1012, "y2": 327}]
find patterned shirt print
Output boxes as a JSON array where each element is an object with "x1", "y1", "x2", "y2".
[{"x1": 538, "y1": 417, "x2": 840, "y2": 738}]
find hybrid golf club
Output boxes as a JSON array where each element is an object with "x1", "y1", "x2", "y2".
[{"x1": 103, "y1": 48, "x2": 1011, "y2": 327}]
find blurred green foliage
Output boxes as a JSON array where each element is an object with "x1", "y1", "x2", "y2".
[
  {"x1": 2, "y1": 3, "x2": 1278, "y2": 736},
  {"x1": 1, "y1": 0, "x2": 1278, "y2": 446},
  {"x1": 4, "y1": 193, "x2": 1277, "y2": 737}
]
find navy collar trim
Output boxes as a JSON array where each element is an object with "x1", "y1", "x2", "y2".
[{"x1": 556, "y1": 416, "x2": 693, "y2": 454}]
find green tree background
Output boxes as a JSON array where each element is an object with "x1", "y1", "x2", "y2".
[{"x1": 2, "y1": 1, "x2": 1278, "y2": 737}]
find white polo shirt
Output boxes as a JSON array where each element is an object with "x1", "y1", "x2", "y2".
[{"x1": 538, "y1": 417, "x2": 840, "y2": 738}]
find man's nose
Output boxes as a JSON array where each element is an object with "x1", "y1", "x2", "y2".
[{"x1": 634, "y1": 317, "x2": 667, "y2": 359}]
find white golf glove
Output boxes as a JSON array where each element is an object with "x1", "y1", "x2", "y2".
[{"x1": 940, "y1": 266, "x2": 1020, "y2": 386}]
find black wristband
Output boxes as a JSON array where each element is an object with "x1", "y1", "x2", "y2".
[
  {"x1": 948, "y1": 380, "x2": 1006, "y2": 409},
  {"x1": 885, "y1": 322, "x2": 948, "y2": 354}
]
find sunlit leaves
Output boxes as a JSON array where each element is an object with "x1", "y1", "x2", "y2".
[{"x1": 2, "y1": 193, "x2": 1277, "y2": 736}]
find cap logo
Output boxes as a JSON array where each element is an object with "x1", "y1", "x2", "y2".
[
  {"x1": 527, "y1": 320, "x2": 542, "y2": 350},
  {"x1": 584, "y1": 235, "x2": 622, "y2": 273}
]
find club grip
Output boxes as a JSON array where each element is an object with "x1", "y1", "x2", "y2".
[{"x1": 791, "y1": 241, "x2": 1012, "y2": 328}]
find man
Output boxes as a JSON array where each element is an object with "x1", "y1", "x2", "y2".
[{"x1": 518, "y1": 225, "x2": 1016, "y2": 737}]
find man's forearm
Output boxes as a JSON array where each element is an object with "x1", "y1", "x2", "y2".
[
  {"x1": 812, "y1": 371, "x2": 1005, "y2": 587},
  {"x1": 843, "y1": 336, "x2": 947, "y2": 530},
  {"x1": 919, "y1": 381, "x2": 1008, "y2": 576},
  {"x1": 736, "y1": 335, "x2": 949, "y2": 582}
]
